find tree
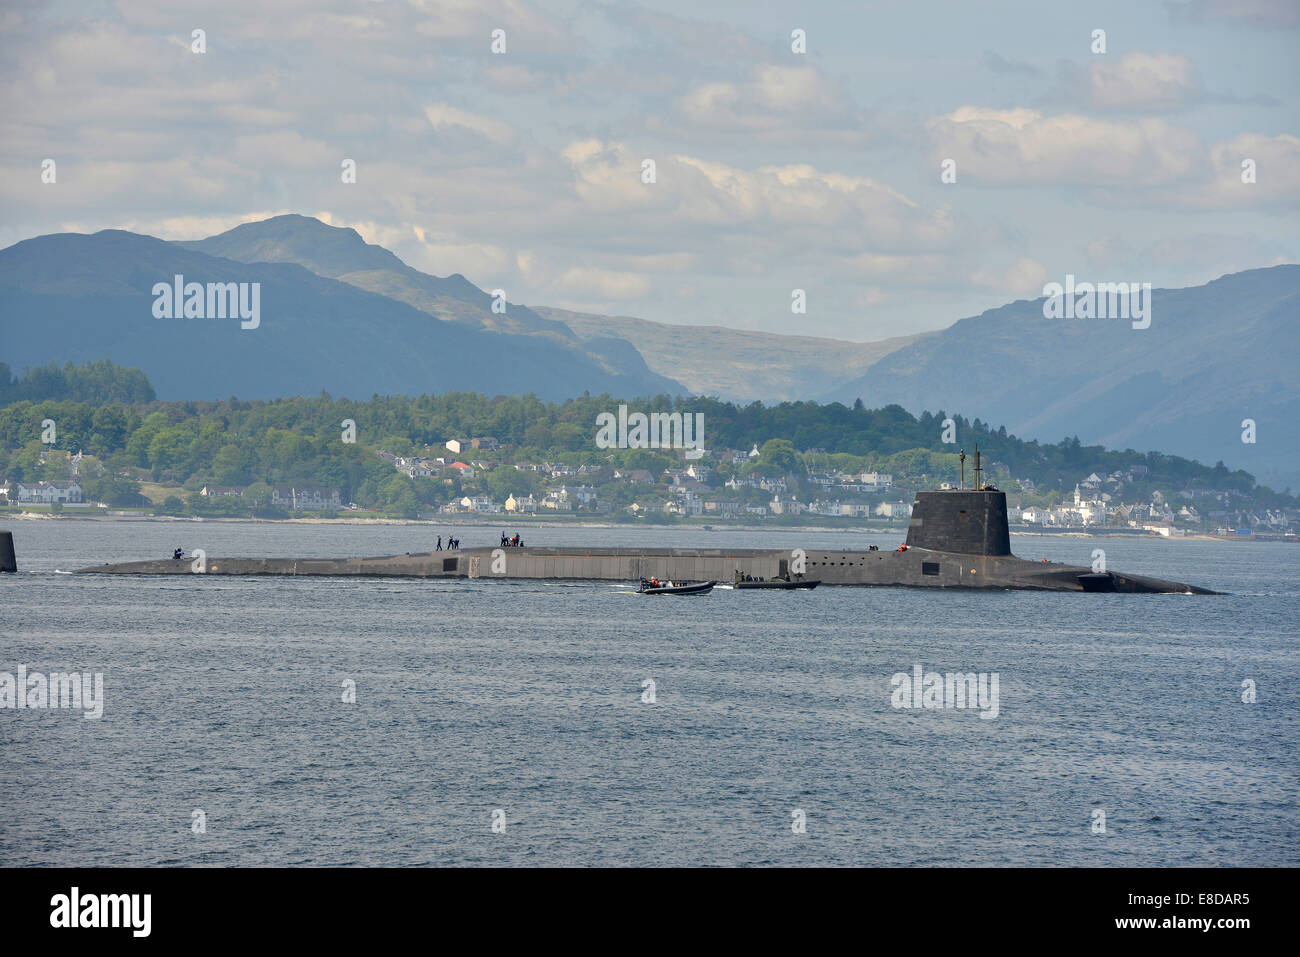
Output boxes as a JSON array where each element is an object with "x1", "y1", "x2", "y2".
[
  {"x1": 82, "y1": 474, "x2": 144, "y2": 507},
  {"x1": 245, "y1": 482, "x2": 272, "y2": 506},
  {"x1": 756, "y1": 439, "x2": 799, "y2": 476},
  {"x1": 484, "y1": 466, "x2": 536, "y2": 501},
  {"x1": 154, "y1": 495, "x2": 187, "y2": 516}
]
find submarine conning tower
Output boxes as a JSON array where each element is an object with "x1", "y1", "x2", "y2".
[
  {"x1": 0, "y1": 529, "x2": 15, "y2": 573},
  {"x1": 905, "y1": 489, "x2": 1012, "y2": 556}
]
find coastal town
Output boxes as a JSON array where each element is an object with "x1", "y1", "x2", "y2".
[{"x1": 5, "y1": 436, "x2": 1296, "y2": 541}]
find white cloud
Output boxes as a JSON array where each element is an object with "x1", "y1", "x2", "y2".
[
  {"x1": 927, "y1": 107, "x2": 1202, "y2": 186},
  {"x1": 423, "y1": 103, "x2": 516, "y2": 144},
  {"x1": 1075, "y1": 53, "x2": 1201, "y2": 111},
  {"x1": 653, "y1": 64, "x2": 871, "y2": 144},
  {"x1": 1207, "y1": 133, "x2": 1300, "y2": 204}
]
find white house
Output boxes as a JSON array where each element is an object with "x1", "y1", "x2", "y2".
[
  {"x1": 270, "y1": 486, "x2": 342, "y2": 510},
  {"x1": 769, "y1": 495, "x2": 805, "y2": 516},
  {"x1": 542, "y1": 488, "x2": 573, "y2": 511},
  {"x1": 16, "y1": 481, "x2": 83, "y2": 504}
]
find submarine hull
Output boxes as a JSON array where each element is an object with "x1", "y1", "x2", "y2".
[
  {"x1": 74, "y1": 544, "x2": 1214, "y2": 593},
  {"x1": 800, "y1": 546, "x2": 1214, "y2": 593},
  {"x1": 68, "y1": 488, "x2": 1216, "y2": 593}
]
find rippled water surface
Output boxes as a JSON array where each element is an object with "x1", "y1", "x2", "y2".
[{"x1": 2, "y1": 518, "x2": 1296, "y2": 866}]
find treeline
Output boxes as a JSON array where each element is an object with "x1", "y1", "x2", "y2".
[
  {"x1": 0, "y1": 360, "x2": 156, "y2": 405},
  {"x1": 0, "y1": 361, "x2": 1290, "y2": 512}
]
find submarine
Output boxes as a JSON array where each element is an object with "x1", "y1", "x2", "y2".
[{"x1": 66, "y1": 447, "x2": 1217, "y2": 593}]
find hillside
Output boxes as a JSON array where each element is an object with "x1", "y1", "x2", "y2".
[
  {"x1": 180, "y1": 215, "x2": 680, "y2": 393},
  {"x1": 182, "y1": 215, "x2": 921, "y2": 402},
  {"x1": 822, "y1": 266, "x2": 1300, "y2": 491},
  {"x1": 0, "y1": 229, "x2": 685, "y2": 402},
  {"x1": 534, "y1": 306, "x2": 924, "y2": 402}
]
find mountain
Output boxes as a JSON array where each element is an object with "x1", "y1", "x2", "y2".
[
  {"x1": 533, "y1": 306, "x2": 924, "y2": 402},
  {"x1": 0, "y1": 229, "x2": 685, "y2": 402},
  {"x1": 821, "y1": 266, "x2": 1300, "y2": 491},
  {"x1": 183, "y1": 215, "x2": 921, "y2": 402},
  {"x1": 179, "y1": 215, "x2": 679, "y2": 392}
]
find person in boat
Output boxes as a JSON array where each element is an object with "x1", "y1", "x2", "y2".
[
  {"x1": 172, "y1": 547, "x2": 184, "y2": 560},
  {"x1": 501, "y1": 532, "x2": 508, "y2": 547},
  {"x1": 649, "y1": 577, "x2": 661, "y2": 588},
  {"x1": 511, "y1": 533, "x2": 520, "y2": 547}
]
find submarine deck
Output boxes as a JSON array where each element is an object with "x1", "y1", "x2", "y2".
[{"x1": 73, "y1": 545, "x2": 1215, "y2": 593}]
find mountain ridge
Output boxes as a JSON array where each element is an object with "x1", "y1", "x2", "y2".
[
  {"x1": 821, "y1": 265, "x2": 1300, "y2": 490},
  {"x1": 0, "y1": 228, "x2": 685, "y2": 402}
]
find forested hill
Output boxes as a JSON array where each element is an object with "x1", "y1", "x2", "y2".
[
  {"x1": 0, "y1": 360, "x2": 155, "y2": 405},
  {"x1": 0, "y1": 361, "x2": 1290, "y2": 510}
]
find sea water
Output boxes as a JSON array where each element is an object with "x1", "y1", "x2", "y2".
[{"x1": 1, "y1": 519, "x2": 1296, "y2": 866}]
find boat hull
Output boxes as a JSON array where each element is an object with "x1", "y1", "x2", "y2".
[{"x1": 638, "y1": 580, "x2": 716, "y2": 595}]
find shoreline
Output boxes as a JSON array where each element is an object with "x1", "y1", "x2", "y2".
[{"x1": 1, "y1": 509, "x2": 1273, "y2": 541}]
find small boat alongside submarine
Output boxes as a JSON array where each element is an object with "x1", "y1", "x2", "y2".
[{"x1": 638, "y1": 578, "x2": 715, "y2": 595}]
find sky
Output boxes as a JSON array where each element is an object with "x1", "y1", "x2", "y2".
[{"x1": 1, "y1": 0, "x2": 1297, "y2": 341}]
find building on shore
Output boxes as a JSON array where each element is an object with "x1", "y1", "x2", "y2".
[
  {"x1": 270, "y1": 486, "x2": 342, "y2": 510},
  {"x1": 16, "y1": 480, "x2": 84, "y2": 504},
  {"x1": 199, "y1": 485, "x2": 245, "y2": 498}
]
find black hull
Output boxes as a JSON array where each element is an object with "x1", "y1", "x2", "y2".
[{"x1": 638, "y1": 580, "x2": 716, "y2": 595}]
